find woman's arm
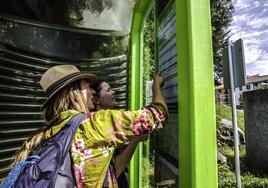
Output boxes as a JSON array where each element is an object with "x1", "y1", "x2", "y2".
[
  {"x1": 114, "y1": 73, "x2": 167, "y2": 177},
  {"x1": 114, "y1": 134, "x2": 148, "y2": 178}
]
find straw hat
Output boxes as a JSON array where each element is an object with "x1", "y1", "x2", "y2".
[{"x1": 40, "y1": 65, "x2": 97, "y2": 109}]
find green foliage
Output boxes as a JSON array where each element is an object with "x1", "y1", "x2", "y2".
[
  {"x1": 143, "y1": 8, "x2": 155, "y2": 81},
  {"x1": 218, "y1": 162, "x2": 237, "y2": 187},
  {"x1": 211, "y1": 0, "x2": 234, "y2": 85},
  {"x1": 143, "y1": 7, "x2": 155, "y2": 103},
  {"x1": 256, "y1": 83, "x2": 268, "y2": 90},
  {"x1": 216, "y1": 104, "x2": 244, "y2": 130},
  {"x1": 141, "y1": 157, "x2": 155, "y2": 187},
  {"x1": 144, "y1": 47, "x2": 152, "y2": 81},
  {"x1": 217, "y1": 105, "x2": 268, "y2": 187},
  {"x1": 218, "y1": 145, "x2": 268, "y2": 188},
  {"x1": 142, "y1": 10, "x2": 156, "y2": 187},
  {"x1": 69, "y1": 0, "x2": 113, "y2": 17}
]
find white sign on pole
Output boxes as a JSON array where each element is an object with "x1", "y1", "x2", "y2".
[
  {"x1": 222, "y1": 39, "x2": 246, "y2": 188},
  {"x1": 223, "y1": 39, "x2": 246, "y2": 89}
]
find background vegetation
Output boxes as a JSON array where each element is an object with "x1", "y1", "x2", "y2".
[
  {"x1": 210, "y1": 0, "x2": 234, "y2": 85},
  {"x1": 217, "y1": 105, "x2": 268, "y2": 188},
  {"x1": 142, "y1": 1, "x2": 268, "y2": 187}
]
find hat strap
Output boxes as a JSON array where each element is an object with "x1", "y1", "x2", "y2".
[{"x1": 46, "y1": 72, "x2": 81, "y2": 97}]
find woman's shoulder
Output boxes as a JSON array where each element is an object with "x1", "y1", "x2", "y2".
[
  {"x1": 93, "y1": 109, "x2": 123, "y2": 118},
  {"x1": 94, "y1": 108, "x2": 125, "y2": 114},
  {"x1": 46, "y1": 110, "x2": 81, "y2": 138},
  {"x1": 90, "y1": 109, "x2": 136, "y2": 122}
]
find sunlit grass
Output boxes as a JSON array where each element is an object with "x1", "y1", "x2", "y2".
[{"x1": 217, "y1": 105, "x2": 268, "y2": 188}]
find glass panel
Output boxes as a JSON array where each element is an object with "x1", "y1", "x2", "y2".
[
  {"x1": 0, "y1": 16, "x2": 129, "y2": 59},
  {"x1": 71, "y1": 0, "x2": 136, "y2": 33},
  {"x1": 156, "y1": 0, "x2": 178, "y2": 187},
  {"x1": 0, "y1": 0, "x2": 137, "y2": 33},
  {"x1": 142, "y1": 1, "x2": 178, "y2": 187},
  {"x1": 142, "y1": 6, "x2": 156, "y2": 188}
]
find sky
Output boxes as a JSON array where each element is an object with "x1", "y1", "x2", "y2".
[{"x1": 230, "y1": 0, "x2": 268, "y2": 76}]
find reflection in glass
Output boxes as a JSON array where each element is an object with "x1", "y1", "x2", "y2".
[{"x1": 0, "y1": 0, "x2": 137, "y2": 33}]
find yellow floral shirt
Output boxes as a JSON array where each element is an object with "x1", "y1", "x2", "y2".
[{"x1": 45, "y1": 103, "x2": 167, "y2": 188}]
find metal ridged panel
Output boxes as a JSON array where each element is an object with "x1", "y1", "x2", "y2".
[
  {"x1": 0, "y1": 14, "x2": 128, "y2": 60},
  {"x1": 158, "y1": 2, "x2": 177, "y2": 112},
  {"x1": 156, "y1": 0, "x2": 178, "y2": 185},
  {"x1": 0, "y1": 17, "x2": 129, "y2": 181}
]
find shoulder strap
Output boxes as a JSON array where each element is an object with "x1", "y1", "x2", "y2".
[
  {"x1": 0, "y1": 113, "x2": 86, "y2": 188},
  {"x1": 56, "y1": 113, "x2": 86, "y2": 159},
  {"x1": 50, "y1": 113, "x2": 85, "y2": 187}
]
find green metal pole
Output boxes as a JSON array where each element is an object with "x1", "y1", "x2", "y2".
[
  {"x1": 175, "y1": 0, "x2": 218, "y2": 188},
  {"x1": 130, "y1": 29, "x2": 142, "y2": 188},
  {"x1": 130, "y1": 1, "x2": 153, "y2": 188}
]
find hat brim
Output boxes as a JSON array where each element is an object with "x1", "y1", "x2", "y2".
[{"x1": 41, "y1": 73, "x2": 97, "y2": 110}]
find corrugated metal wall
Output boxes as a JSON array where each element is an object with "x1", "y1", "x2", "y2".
[{"x1": 0, "y1": 15, "x2": 129, "y2": 181}]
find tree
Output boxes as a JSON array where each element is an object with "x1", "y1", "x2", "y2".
[
  {"x1": 211, "y1": 0, "x2": 234, "y2": 85},
  {"x1": 256, "y1": 83, "x2": 268, "y2": 90}
]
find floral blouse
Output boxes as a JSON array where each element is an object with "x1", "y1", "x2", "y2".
[{"x1": 45, "y1": 103, "x2": 167, "y2": 188}]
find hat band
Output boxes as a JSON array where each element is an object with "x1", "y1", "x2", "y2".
[{"x1": 46, "y1": 72, "x2": 81, "y2": 97}]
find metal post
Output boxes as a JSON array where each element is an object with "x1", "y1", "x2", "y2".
[{"x1": 227, "y1": 41, "x2": 241, "y2": 188}]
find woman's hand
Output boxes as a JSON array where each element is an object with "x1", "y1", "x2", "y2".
[
  {"x1": 152, "y1": 72, "x2": 168, "y2": 113},
  {"x1": 131, "y1": 134, "x2": 149, "y2": 143},
  {"x1": 153, "y1": 72, "x2": 164, "y2": 90}
]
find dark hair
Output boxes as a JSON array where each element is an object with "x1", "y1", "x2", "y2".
[{"x1": 91, "y1": 79, "x2": 105, "y2": 96}]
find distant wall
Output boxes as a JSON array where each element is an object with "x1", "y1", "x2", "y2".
[{"x1": 243, "y1": 89, "x2": 268, "y2": 172}]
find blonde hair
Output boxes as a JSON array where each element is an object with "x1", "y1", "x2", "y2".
[{"x1": 11, "y1": 80, "x2": 89, "y2": 166}]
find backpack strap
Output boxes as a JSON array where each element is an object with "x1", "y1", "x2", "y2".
[
  {"x1": 0, "y1": 113, "x2": 85, "y2": 188},
  {"x1": 49, "y1": 113, "x2": 86, "y2": 186},
  {"x1": 56, "y1": 113, "x2": 86, "y2": 158},
  {"x1": 0, "y1": 156, "x2": 40, "y2": 188}
]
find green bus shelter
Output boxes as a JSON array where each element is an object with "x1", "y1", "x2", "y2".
[
  {"x1": 0, "y1": 0, "x2": 217, "y2": 187},
  {"x1": 130, "y1": 0, "x2": 217, "y2": 188}
]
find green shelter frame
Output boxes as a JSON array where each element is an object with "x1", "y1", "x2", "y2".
[
  {"x1": 130, "y1": 0, "x2": 217, "y2": 188},
  {"x1": 0, "y1": 0, "x2": 217, "y2": 187}
]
